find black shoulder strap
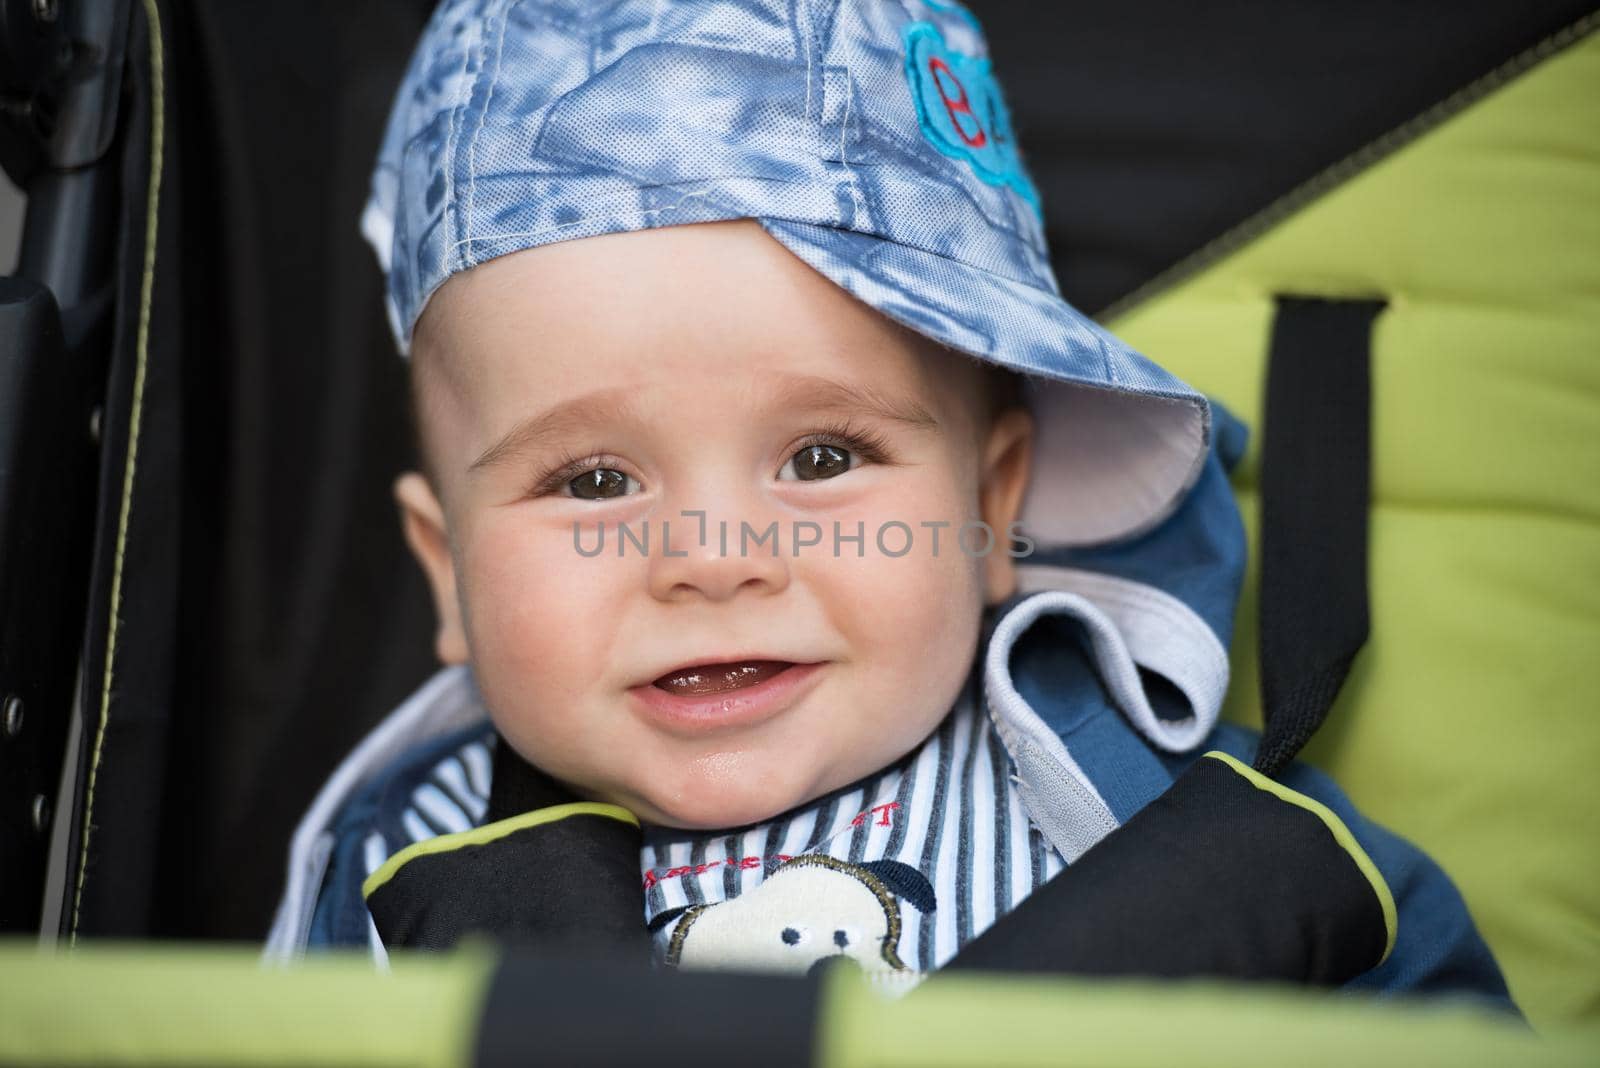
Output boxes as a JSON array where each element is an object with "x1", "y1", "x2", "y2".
[{"x1": 1254, "y1": 296, "x2": 1385, "y2": 777}]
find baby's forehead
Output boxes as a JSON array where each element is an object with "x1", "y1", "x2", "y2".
[{"x1": 412, "y1": 221, "x2": 996, "y2": 424}]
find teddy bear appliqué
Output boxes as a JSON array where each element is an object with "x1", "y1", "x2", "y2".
[{"x1": 653, "y1": 854, "x2": 938, "y2": 981}]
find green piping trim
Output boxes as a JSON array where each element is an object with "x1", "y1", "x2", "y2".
[
  {"x1": 69, "y1": 0, "x2": 165, "y2": 945},
  {"x1": 1099, "y1": 9, "x2": 1600, "y2": 324},
  {"x1": 1203, "y1": 751, "x2": 1399, "y2": 966},
  {"x1": 362, "y1": 802, "x2": 639, "y2": 899}
]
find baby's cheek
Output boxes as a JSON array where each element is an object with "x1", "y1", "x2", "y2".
[
  {"x1": 818, "y1": 499, "x2": 984, "y2": 729},
  {"x1": 878, "y1": 553, "x2": 982, "y2": 695},
  {"x1": 460, "y1": 520, "x2": 618, "y2": 715},
  {"x1": 862, "y1": 483, "x2": 984, "y2": 625},
  {"x1": 892, "y1": 500, "x2": 986, "y2": 703}
]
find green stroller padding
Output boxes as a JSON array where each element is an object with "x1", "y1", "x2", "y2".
[
  {"x1": 1109, "y1": 24, "x2": 1600, "y2": 1029},
  {"x1": 2, "y1": 943, "x2": 1595, "y2": 1067}
]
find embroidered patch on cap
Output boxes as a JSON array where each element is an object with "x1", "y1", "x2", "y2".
[{"x1": 902, "y1": 19, "x2": 1041, "y2": 216}]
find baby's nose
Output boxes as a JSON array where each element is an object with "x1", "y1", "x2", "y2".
[{"x1": 644, "y1": 511, "x2": 792, "y2": 603}]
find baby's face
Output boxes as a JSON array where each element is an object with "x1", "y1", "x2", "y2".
[{"x1": 399, "y1": 219, "x2": 1031, "y2": 829}]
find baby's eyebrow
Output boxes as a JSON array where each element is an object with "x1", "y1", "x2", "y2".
[
  {"x1": 469, "y1": 388, "x2": 638, "y2": 474},
  {"x1": 469, "y1": 374, "x2": 938, "y2": 475},
  {"x1": 769, "y1": 373, "x2": 940, "y2": 432}
]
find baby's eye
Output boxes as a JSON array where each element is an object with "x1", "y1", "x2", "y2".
[
  {"x1": 567, "y1": 467, "x2": 639, "y2": 500},
  {"x1": 779, "y1": 444, "x2": 853, "y2": 482}
]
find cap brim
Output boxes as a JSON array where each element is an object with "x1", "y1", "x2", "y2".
[{"x1": 757, "y1": 218, "x2": 1210, "y2": 547}]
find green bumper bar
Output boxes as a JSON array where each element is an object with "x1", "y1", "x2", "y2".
[{"x1": 3, "y1": 941, "x2": 1597, "y2": 1067}]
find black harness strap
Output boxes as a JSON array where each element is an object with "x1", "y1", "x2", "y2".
[{"x1": 1254, "y1": 296, "x2": 1385, "y2": 777}]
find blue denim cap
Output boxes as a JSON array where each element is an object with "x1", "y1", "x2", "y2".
[{"x1": 363, "y1": 0, "x2": 1211, "y2": 546}]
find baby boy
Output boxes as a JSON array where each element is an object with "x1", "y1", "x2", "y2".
[{"x1": 269, "y1": 0, "x2": 1513, "y2": 1004}]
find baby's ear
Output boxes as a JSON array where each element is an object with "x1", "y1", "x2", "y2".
[
  {"x1": 395, "y1": 472, "x2": 469, "y2": 664},
  {"x1": 978, "y1": 406, "x2": 1034, "y2": 604}
]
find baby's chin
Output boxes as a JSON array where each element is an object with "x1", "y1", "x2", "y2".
[{"x1": 612, "y1": 760, "x2": 840, "y2": 832}]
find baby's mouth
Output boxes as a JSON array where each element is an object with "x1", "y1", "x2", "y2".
[{"x1": 652, "y1": 660, "x2": 795, "y2": 696}]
